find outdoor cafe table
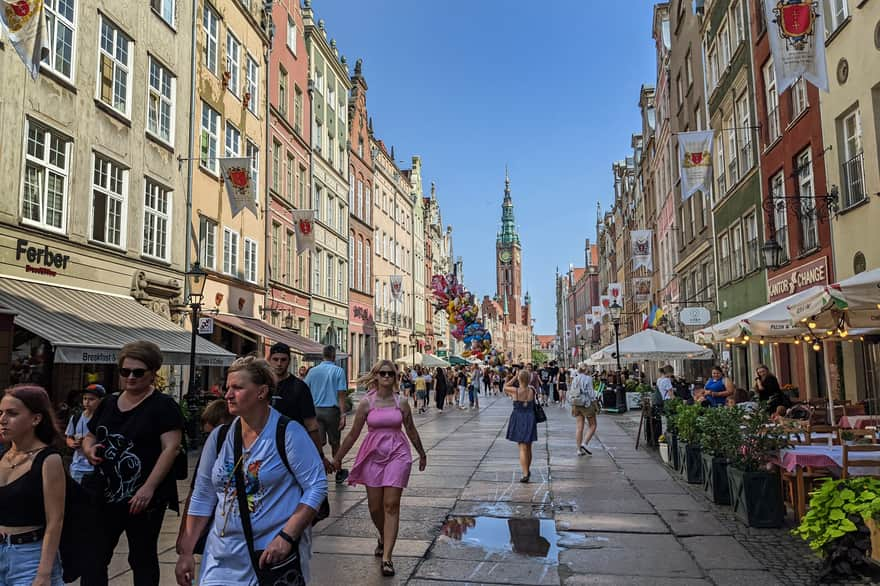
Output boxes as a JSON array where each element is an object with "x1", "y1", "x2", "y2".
[
  {"x1": 779, "y1": 445, "x2": 880, "y2": 520},
  {"x1": 838, "y1": 415, "x2": 880, "y2": 429}
]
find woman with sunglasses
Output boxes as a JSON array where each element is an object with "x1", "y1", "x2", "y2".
[
  {"x1": 82, "y1": 340, "x2": 184, "y2": 585},
  {"x1": 333, "y1": 360, "x2": 427, "y2": 577}
]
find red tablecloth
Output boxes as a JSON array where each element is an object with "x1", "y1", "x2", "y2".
[
  {"x1": 780, "y1": 445, "x2": 880, "y2": 475},
  {"x1": 838, "y1": 415, "x2": 880, "y2": 429}
]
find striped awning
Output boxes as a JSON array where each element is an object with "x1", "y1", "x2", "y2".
[
  {"x1": 0, "y1": 278, "x2": 235, "y2": 366},
  {"x1": 211, "y1": 313, "x2": 327, "y2": 359}
]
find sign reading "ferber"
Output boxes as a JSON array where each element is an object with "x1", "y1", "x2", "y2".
[
  {"x1": 15, "y1": 238, "x2": 71, "y2": 276},
  {"x1": 767, "y1": 257, "x2": 829, "y2": 301}
]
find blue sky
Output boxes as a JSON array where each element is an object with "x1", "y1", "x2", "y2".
[{"x1": 314, "y1": 1, "x2": 657, "y2": 333}]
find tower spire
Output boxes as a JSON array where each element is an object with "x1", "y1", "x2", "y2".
[{"x1": 498, "y1": 169, "x2": 519, "y2": 245}]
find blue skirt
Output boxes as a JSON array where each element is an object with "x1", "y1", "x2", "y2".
[{"x1": 507, "y1": 401, "x2": 538, "y2": 444}]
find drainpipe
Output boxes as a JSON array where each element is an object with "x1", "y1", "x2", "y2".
[
  {"x1": 263, "y1": 10, "x2": 273, "y2": 328},
  {"x1": 307, "y1": 77, "x2": 315, "y2": 342}
]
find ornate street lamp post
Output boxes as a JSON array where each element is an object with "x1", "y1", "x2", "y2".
[
  {"x1": 185, "y1": 262, "x2": 207, "y2": 445},
  {"x1": 609, "y1": 300, "x2": 626, "y2": 412}
]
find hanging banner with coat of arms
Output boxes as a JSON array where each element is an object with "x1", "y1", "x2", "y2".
[
  {"x1": 291, "y1": 210, "x2": 316, "y2": 255},
  {"x1": 575, "y1": 324, "x2": 582, "y2": 337},
  {"x1": 1, "y1": 0, "x2": 49, "y2": 80},
  {"x1": 599, "y1": 296, "x2": 610, "y2": 316},
  {"x1": 677, "y1": 130, "x2": 715, "y2": 200},
  {"x1": 390, "y1": 275, "x2": 404, "y2": 300},
  {"x1": 631, "y1": 230, "x2": 653, "y2": 272},
  {"x1": 592, "y1": 306, "x2": 603, "y2": 322},
  {"x1": 633, "y1": 277, "x2": 652, "y2": 305},
  {"x1": 218, "y1": 157, "x2": 257, "y2": 216},
  {"x1": 765, "y1": 0, "x2": 828, "y2": 92},
  {"x1": 607, "y1": 283, "x2": 624, "y2": 307}
]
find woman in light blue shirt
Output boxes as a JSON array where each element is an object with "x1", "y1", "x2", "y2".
[{"x1": 175, "y1": 357, "x2": 327, "y2": 586}]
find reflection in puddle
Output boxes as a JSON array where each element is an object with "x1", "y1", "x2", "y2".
[{"x1": 439, "y1": 516, "x2": 561, "y2": 561}]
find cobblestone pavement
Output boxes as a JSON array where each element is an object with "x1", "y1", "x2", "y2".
[{"x1": 95, "y1": 395, "x2": 878, "y2": 585}]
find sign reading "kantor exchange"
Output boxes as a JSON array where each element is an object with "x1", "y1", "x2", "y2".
[{"x1": 767, "y1": 257, "x2": 829, "y2": 302}]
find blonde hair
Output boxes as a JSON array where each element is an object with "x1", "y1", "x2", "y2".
[
  {"x1": 227, "y1": 356, "x2": 275, "y2": 399},
  {"x1": 356, "y1": 359, "x2": 398, "y2": 391},
  {"x1": 518, "y1": 370, "x2": 531, "y2": 389}
]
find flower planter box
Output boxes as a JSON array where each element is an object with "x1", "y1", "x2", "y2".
[
  {"x1": 727, "y1": 466, "x2": 784, "y2": 528},
  {"x1": 659, "y1": 442, "x2": 671, "y2": 465},
  {"x1": 677, "y1": 441, "x2": 703, "y2": 484},
  {"x1": 668, "y1": 432, "x2": 681, "y2": 471},
  {"x1": 868, "y1": 517, "x2": 880, "y2": 565},
  {"x1": 700, "y1": 453, "x2": 731, "y2": 505}
]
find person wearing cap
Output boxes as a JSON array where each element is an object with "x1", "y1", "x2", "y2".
[
  {"x1": 65, "y1": 383, "x2": 105, "y2": 483},
  {"x1": 267, "y1": 342, "x2": 332, "y2": 472},
  {"x1": 305, "y1": 346, "x2": 350, "y2": 484}
]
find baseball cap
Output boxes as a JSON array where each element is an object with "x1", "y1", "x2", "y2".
[
  {"x1": 269, "y1": 342, "x2": 291, "y2": 356},
  {"x1": 82, "y1": 384, "x2": 106, "y2": 398}
]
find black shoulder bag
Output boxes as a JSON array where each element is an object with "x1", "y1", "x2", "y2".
[{"x1": 233, "y1": 419, "x2": 306, "y2": 586}]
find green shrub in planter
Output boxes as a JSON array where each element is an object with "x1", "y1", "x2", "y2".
[
  {"x1": 675, "y1": 403, "x2": 705, "y2": 484},
  {"x1": 793, "y1": 477, "x2": 880, "y2": 580},
  {"x1": 697, "y1": 407, "x2": 743, "y2": 505}
]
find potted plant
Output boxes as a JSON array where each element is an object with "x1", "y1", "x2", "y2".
[
  {"x1": 658, "y1": 434, "x2": 670, "y2": 464},
  {"x1": 697, "y1": 407, "x2": 743, "y2": 505},
  {"x1": 727, "y1": 409, "x2": 789, "y2": 528},
  {"x1": 675, "y1": 403, "x2": 704, "y2": 484},
  {"x1": 794, "y1": 477, "x2": 880, "y2": 580},
  {"x1": 663, "y1": 398, "x2": 683, "y2": 471}
]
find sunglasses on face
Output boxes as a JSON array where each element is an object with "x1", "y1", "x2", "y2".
[
  {"x1": 119, "y1": 368, "x2": 148, "y2": 379},
  {"x1": 377, "y1": 371, "x2": 396, "y2": 377}
]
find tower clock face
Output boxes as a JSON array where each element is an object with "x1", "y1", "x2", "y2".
[{"x1": 499, "y1": 250, "x2": 512, "y2": 264}]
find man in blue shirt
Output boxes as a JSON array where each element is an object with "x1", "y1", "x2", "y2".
[{"x1": 305, "y1": 345, "x2": 349, "y2": 483}]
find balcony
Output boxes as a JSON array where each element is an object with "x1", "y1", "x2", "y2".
[{"x1": 841, "y1": 152, "x2": 866, "y2": 209}]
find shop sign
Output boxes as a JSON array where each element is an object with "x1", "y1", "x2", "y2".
[
  {"x1": 198, "y1": 317, "x2": 214, "y2": 335},
  {"x1": 15, "y1": 238, "x2": 71, "y2": 277},
  {"x1": 436, "y1": 350, "x2": 447, "y2": 358},
  {"x1": 55, "y1": 347, "x2": 117, "y2": 364},
  {"x1": 352, "y1": 306, "x2": 371, "y2": 321},
  {"x1": 767, "y1": 257, "x2": 829, "y2": 301},
  {"x1": 679, "y1": 307, "x2": 711, "y2": 326}
]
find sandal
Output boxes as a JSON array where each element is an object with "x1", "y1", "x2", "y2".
[
  {"x1": 519, "y1": 473, "x2": 530, "y2": 483},
  {"x1": 381, "y1": 560, "x2": 395, "y2": 576},
  {"x1": 374, "y1": 539, "x2": 384, "y2": 557}
]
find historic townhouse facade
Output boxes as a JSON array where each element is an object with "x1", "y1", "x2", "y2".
[
  {"x1": 303, "y1": 2, "x2": 350, "y2": 354},
  {"x1": 265, "y1": 0, "x2": 312, "y2": 350},
  {"x1": 704, "y1": 0, "x2": 765, "y2": 383},
  {"x1": 0, "y1": 0, "x2": 202, "y2": 397},
  {"x1": 425, "y1": 184, "x2": 451, "y2": 355},
  {"x1": 819, "y1": 0, "x2": 880, "y2": 402},
  {"x1": 671, "y1": 0, "x2": 715, "y2": 355},
  {"x1": 347, "y1": 59, "x2": 374, "y2": 381},
  {"x1": 409, "y1": 157, "x2": 428, "y2": 354}
]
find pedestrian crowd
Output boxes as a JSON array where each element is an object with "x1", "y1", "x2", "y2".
[{"x1": 1, "y1": 344, "x2": 611, "y2": 585}]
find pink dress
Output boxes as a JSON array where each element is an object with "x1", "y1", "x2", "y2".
[{"x1": 348, "y1": 392, "x2": 413, "y2": 488}]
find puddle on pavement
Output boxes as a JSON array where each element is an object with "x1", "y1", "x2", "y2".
[{"x1": 439, "y1": 516, "x2": 563, "y2": 561}]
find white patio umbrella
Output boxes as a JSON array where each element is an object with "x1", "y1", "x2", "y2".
[
  {"x1": 395, "y1": 352, "x2": 450, "y2": 368},
  {"x1": 788, "y1": 268, "x2": 880, "y2": 329},
  {"x1": 591, "y1": 329, "x2": 714, "y2": 362}
]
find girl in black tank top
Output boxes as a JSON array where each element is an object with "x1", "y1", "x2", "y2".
[{"x1": 0, "y1": 385, "x2": 66, "y2": 586}]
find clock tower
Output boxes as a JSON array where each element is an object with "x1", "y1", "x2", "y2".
[{"x1": 496, "y1": 169, "x2": 522, "y2": 323}]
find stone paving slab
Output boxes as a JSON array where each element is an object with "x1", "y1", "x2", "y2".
[
  {"x1": 558, "y1": 533, "x2": 703, "y2": 578},
  {"x1": 309, "y1": 552, "x2": 419, "y2": 585},
  {"x1": 414, "y1": 557, "x2": 560, "y2": 585},
  {"x1": 311, "y1": 535, "x2": 431, "y2": 558},
  {"x1": 681, "y1": 536, "x2": 764, "y2": 570},
  {"x1": 555, "y1": 512, "x2": 670, "y2": 534},
  {"x1": 707, "y1": 569, "x2": 783, "y2": 585},
  {"x1": 317, "y1": 517, "x2": 442, "y2": 540},
  {"x1": 562, "y1": 575, "x2": 711, "y2": 585},
  {"x1": 643, "y1": 492, "x2": 710, "y2": 511},
  {"x1": 553, "y1": 493, "x2": 656, "y2": 515},
  {"x1": 657, "y1": 509, "x2": 729, "y2": 536},
  {"x1": 451, "y1": 500, "x2": 554, "y2": 519},
  {"x1": 627, "y1": 478, "x2": 688, "y2": 494}
]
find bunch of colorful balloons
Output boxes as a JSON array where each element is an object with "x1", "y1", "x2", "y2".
[{"x1": 430, "y1": 273, "x2": 500, "y2": 363}]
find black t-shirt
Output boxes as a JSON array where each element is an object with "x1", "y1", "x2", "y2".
[
  {"x1": 539, "y1": 368, "x2": 551, "y2": 384},
  {"x1": 272, "y1": 375, "x2": 317, "y2": 427},
  {"x1": 87, "y1": 391, "x2": 184, "y2": 508},
  {"x1": 548, "y1": 366, "x2": 559, "y2": 382}
]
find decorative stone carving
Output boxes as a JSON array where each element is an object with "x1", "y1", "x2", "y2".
[
  {"x1": 837, "y1": 58, "x2": 849, "y2": 85},
  {"x1": 130, "y1": 271, "x2": 183, "y2": 322}
]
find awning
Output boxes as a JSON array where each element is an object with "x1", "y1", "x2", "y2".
[
  {"x1": 788, "y1": 268, "x2": 880, "y2": 329},
  {"x1": 0, "y1": 278, "x2": 235, "y2": 366},
  {"x1": 590, "y1": 329, "x2": 713, "y2": 362},
  {"x1": 211, "y1": 314, "x2": 327, "y2": 359}
]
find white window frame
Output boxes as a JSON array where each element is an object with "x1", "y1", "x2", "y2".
[
  {"x1": 44, "y1": 0, "x2": 77, "y2": 81},
  {"x1": 824, "y1": 0, "x2": 849, "y2": 35},
  {"x1": 770, "y1": 171, "x2": 790, "y2": 262},
  {"x1": 203, "y1": 3, "x2": 219, "y2": 75},
  {"x1": 719, "y1": 22, "x2": 731, "y2": 69},
  {"x1": 797, "y1": 148, "x2": 819, "y2": 252},
  {"x1": 225, "y1": 122, "x2": 241, "y2": 158},
  {"x1": 143, "y1": 178, "x2": 172, "y2": 261},
  {"x1": 349, "y1": 237, "x2": 355, "y2": 288},
  {"x1": 285, "y1": 229, "x2": 295, "y2": 286},
  {"x1": 245, "y1": 54, "x2": 259, "y2": 115},
  {"x1": 357, "y1": 239, "x2": 364, "y2": 291},
  {"x1": 21, "y1": 120, "x2": 71, "y2": 234},
  {"x1": 89, "y1": 153, "x2": 128, "y2": 249},
  {"x1": 247, "y1": 140, "x2": 259, "y2": 204},
  {"x1": 244, "y1": 237, "x2": 258, "y2": 283},
  {"x1": 791, "y1": 77, "x2": 808, "y2": 119},
  {"x1": 226, "y1": 31, "x2": 241, "y2": 98},
  {"x1": 200, "y1": 102, "x2": 220, "y2": 174},
  {"x1": 736, "y1": 91, "x2": 752, "y2": 174},
  {"x1": 222, "y1": 227, "x2": 239, "y2": 276},
  {"x1": 199, "y1": 216, "x2": 217, "y2": 269},
  {"x1": 743, "y1": 211, "x2": 758, "y2": 273},
  {"x1": 151, "y1": 0, "x2": 174, "y2": 27},
  {"x1": 338, "y1": 258, "x2": 345, "y2": 300},
  {"x1": 147, "y1": 56, "x2": 176, "y2": 145},
  {"x1": 763, "y1": 59, "x2": 780, "y2": 144},
  {"x1": 287, "y1": 16, "x2": 297, "y2": 55},
  {"x1": 326, "y1": 252, "x2": 334, "y2": 298},
  {"x1": 96, "y1": 15, "x2": 133, "y2": 117}
]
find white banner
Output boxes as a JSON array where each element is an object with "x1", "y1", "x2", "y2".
[
  {"x1": 390, "y1": 275, "x2": 404, "y2": 300},
  {"x1": 678, "y1": 130, "x2": 714, "y2": 200},
  {"x1": 765, "y1": 0, "x2": 828, "y2": 92},
  {"x1": 291, "y1": 210, "x2": 316, "y2": 255},
  {"x1": 599, "y1": 296, "x2": 610, "y2": 315},
  {"x1": 0, "y1": 0, "x2": 48, "y2": 80},
  {"x1": 607, "y1": 283, "x2": 624, "y2": 306},
  {"x1": 634, "y1": 277, "x2": 652, "y2": 305},
  {"x1": 575, "y1": 324, "x2": 582, "y2": 337},
  {"x1": 631, "y1": 230, "x2": 653, "y2": 272},
  {"x1": 219, "y1": 157, "x2": 257, "y2": 216},
  {"x1": 592, "y1": 306, "x2": 603, "y2": 322}
]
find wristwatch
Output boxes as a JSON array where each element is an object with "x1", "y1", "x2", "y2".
[{"x1": 278, "y1": 530, "x2": 297, "y2": 546}]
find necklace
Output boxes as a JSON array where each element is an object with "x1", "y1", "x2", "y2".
[{"x1": 4, "y1": 446, "x2": 43, "y2": 469}]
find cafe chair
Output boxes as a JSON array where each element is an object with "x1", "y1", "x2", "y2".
[
  {"x1": 842, "y1": 445, "x2": 880, "y2": 479},
  {"x1": 806, "y1": 425, "x2": 841, "y2": 445}
]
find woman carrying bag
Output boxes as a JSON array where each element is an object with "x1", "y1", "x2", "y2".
[
  {"x1": 570, "y1": 367, "x2": 599, "y2": 455},
  {"x1": 175, "y1": 357, "x2": 327, "y2": 586}
]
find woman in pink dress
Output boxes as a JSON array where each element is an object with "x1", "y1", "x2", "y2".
[{"x1": 333, "y1": 360, "x2": 427, "y2": 577}]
